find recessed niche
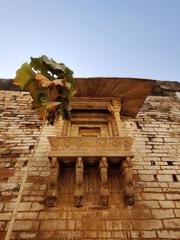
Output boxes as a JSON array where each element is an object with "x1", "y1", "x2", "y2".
[
  {"x1": 150, "y1": 160, "x2": 156, "y2": 166},
  {"x1": 172, "y1": 174, "x2": 178, "y2": 182},
  {"x1": 154, "y1": 174, "x2": 158, "y2": 181},
  {"x1": 167, "y1": 161, "x2": 174, "y2": 166}
]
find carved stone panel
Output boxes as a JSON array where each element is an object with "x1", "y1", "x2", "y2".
[{"x1": 48, "y1": 137, "x2": 133, "y2": 157}]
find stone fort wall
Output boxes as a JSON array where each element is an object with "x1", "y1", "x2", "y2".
[{"x1": 0, "y1": 80, "x2": 180, "y2": 240}]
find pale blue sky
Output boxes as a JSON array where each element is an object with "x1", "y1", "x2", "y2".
[{"x1": 0, "y1": 0, "x2": 180, "y2": 81}]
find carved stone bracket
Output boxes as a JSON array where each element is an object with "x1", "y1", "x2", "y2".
[
  {"x1": 74, "y1": 157, "x2": 84, "y2": 207},
  {"x1": 121, "y1": 157, "x2": 135, "y2": 206},
  {"x1": 46, "y1": 157, "x2": 59, "y2": 207},
  {"x1": 99, "y1": 157, "x2": 109, "y2": 206}
]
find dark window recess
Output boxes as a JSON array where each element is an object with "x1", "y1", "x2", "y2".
[
  {"x1": 148, "y1": 135, "x2": 155, "y2": 142},
  {"x1": 12, "y1": 95, "x2": 17, "y2": 100},
  {"x1": 29, "y1": 145, "x2": 34, "y2": 150},
  {"x1": 172, "y1": 174, "x2": 178, "y2": 182},
  {"x1": 167, "y1": 161, "x2": 174, "y2": 166},
  {"x1": 22, "y1": 160, "x2": 29, "y2": 167},
  {"x1": 136, "y1": 122, "x2": 142, "y2": 130},
  {"x1": 154, "y1": 174, "x2": 158, "y2": 181},
  {"x1": 2, "y1": 177, "x2": 8, "y2": 181},
  {"x1": 150, "y1": 160, "x2": 156, "y2": 166}
]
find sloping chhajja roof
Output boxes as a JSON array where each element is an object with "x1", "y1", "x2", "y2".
[{"x1": 75, "y1": 77, "x2": 155, "y2": 117}]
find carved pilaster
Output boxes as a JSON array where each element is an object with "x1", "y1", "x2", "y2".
[
  {"x1": 55, "y1": 115, "x2": 64, "y2": 136},
  {"x1": 121, "y1": 157, "x2": 134, "y2": 206},
  {"x1": 110, "y1": 99, "x2": 122, "y2": 136},
  {"x1": 74, "y1": 157, "x2": 84, "y2": 207},
  {"x1": 46, "y1": 157, "x2": 59, "y2": 207},
  {"x1": 108, "y1": 121, "x2": 113, "y2": 137},
  {"x1": 99, "y1": 157, "x2": 109, "y2": 206},
  {"x1": 62, "y1": 120, "x2": 71, "y2": 136},
  {"x1": 110, "y1": 120, "x2": 119, "y2": 136}
]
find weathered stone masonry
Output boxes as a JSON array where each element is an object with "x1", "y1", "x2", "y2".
[{"x1": 0, "y1": 78, "x2": 180, "y2": 240}]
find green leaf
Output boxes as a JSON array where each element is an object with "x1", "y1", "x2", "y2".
[
  {"x1": 42, "y1": 55, "x2": 67, "y2": 73},
  {"x1": 30, "y1": 56, "x2": 52, "y2": 79},
  {"x1": 13, "y1": 55, "x2": 76, "y2": 125},
  {"x1": 13, "y1": 63, "x2": 35, "y2": 89},
  {"x1": 59, "y1": 106, "x2": 71, "y2": 120},
  {"x1": 67, "y1": 88, "x2": 77, "y2": 100},
  {"x1": 26, "y1": 81, "x2": 48, "y2": 109}
]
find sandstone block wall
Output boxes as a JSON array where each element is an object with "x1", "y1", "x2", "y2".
[
  {"x1": 0, "y1": 81, "x2": 180, "y2": 240},
  {"x1": 0, "y1": 91, "x2": 41, "y2": 240}
]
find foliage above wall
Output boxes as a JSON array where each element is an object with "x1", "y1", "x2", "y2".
[{"x1": 13, "y1": 55, "x2": 76, "y2": 125}]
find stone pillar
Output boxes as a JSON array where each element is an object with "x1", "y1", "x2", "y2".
[
  {"x1": 55, "y1": 115, "x2": 64, "y2": 136},
  {"x1": 109, "y1": 120, "x2": 119, "y2": 136},
  {"x1": 62, "y1": 120, "x2": 71, "y2": 136},
  {"x1": 99, "y1": 157, "x2": 109, "y2": 206},
  {"x1": 121, "y1": 157, "x2": 134, "y2": 205},
  {"x1": 46, "y1": 157, "x2": 59, "y2": 207},
  {"x1": 108, "y1": 121, "x2": 113, "y2": 137},
  {"x1": 74, "y1": 157, "x2": 84, "y2": 207},
  {"x1": 111, "y1": 99, "x2": 122, "y2": 136}
]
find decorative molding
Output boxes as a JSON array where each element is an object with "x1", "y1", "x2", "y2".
[
  {"x1": 48, "y1": 137, "x2": 133, "y2": 157},
  {"x1": 70, "y1": 97, "x2": 113, "y2": 111}
]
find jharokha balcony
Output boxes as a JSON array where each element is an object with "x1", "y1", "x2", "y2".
[
  {"x1": 47, "y1": 136, "x2": 134, "y2": 209},
  {"x1": 45, "y1": 79, "x2": 155, "y2": 209}
]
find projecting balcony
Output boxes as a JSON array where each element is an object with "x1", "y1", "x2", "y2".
[{"x1": 48, "y1": 136, "x2": 133, "y2": 158}]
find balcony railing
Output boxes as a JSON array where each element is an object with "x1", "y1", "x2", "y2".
[{"x1": 48, "y1": 136, "x2": 133, "y2": 157}]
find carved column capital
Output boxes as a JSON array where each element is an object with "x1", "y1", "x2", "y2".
[
  {"x1": 100, "y1": 157, "x2": 108, "y2": 168},
  {"x1": 111, "y1": 99, "x2": 121, "y2": 113}
]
